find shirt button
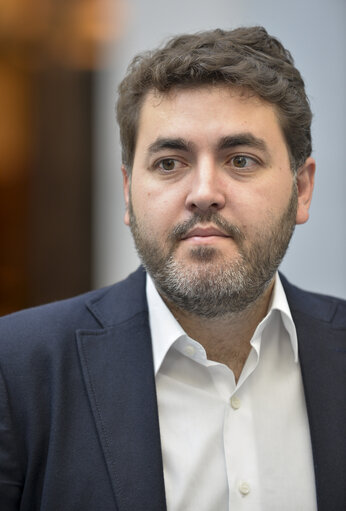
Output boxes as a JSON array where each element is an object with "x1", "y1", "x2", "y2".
[
  {"x1": 183, "y1": 345, "x2": 196, "y2": 357},
  {"x1": 230, "y1": 395, "x2": 241, "y2": 409},
  {"x1": 238, "y1": 481, "x2": 250, "y2": 496}
]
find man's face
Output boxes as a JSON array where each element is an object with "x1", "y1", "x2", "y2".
[{"x1": 123, "y1": 86, "x2": 314, "y2": 316}]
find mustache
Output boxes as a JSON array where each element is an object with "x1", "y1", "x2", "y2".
[{"x1": 169, "y1": 211, "x2": 245, "y2": 243}]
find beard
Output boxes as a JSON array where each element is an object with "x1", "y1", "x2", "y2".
[{"x1": 128, "y1": 184, "x2": 298, "y2": 318}]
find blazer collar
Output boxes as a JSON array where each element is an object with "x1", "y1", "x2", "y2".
[
  {"x1": 85, "y1": 266, "x2": 148, "y2": 328},
  {"x1": 77, "y1": 267, "x2": 167, "y2": 511}
]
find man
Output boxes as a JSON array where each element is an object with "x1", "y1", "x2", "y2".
[{"x1": 0, "y1": 27, "x2": 345, "y2": 511}]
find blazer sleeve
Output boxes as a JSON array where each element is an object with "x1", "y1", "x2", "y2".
[{"x1": 0, "y1": 366, "x2": 23, "y2": 510}]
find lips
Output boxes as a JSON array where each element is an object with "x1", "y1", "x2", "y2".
[{"x1": 181, "y1": 226, "x2": 230, "y2": 239}]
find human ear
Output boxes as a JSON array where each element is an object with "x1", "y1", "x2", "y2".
[
  {"x1": 122, "y1": 165, "x2": 130, "y2": 226},
  {"x1": 295, "y1": 157, "x2": 315, "y2": 225}
]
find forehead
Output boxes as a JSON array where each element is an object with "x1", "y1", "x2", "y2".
[{"x1": 136, "y1": 85, "x2": 285, "y2": 149}]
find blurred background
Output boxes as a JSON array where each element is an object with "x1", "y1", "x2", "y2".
[{"x1": 1, "y1": 0, "x2": 345, "y2": 315}]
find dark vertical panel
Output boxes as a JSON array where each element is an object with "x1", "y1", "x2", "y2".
[
  {"x1": 0, "y1": 66, "x2": 32, "y2": 316},
  {"x1": 0, "y1": 177, "x2": 30, "y2": 315},
  {"x1": 29, "y1": 69, "x2": 93, "y2": 306}
]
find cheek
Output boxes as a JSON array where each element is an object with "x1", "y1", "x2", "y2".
[
  {"x1": 228, "y1": 186, "x2": 264, "y2": 224},
  {"x1": 231, "y1": 184, "x2": 286, "y2": 232},
  {"x1": 247, "y1": 173, "x2": 292, "y2": 210},
  {"x1": 131, "y1": 189, "x2": 172, "y2": 234},
  {"x1": 134, "y1": 182, "x2": 183, "y2": 217}
]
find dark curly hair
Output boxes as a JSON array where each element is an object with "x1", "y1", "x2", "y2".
[{"x1": 117, "y1": 27, "x2": 312, "y2": 173}]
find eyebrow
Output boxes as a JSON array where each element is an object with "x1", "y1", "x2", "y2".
[
  {"x1": 148, "y1": 137, "x2": 193, "y2": 155},
  {"x1": 217, "y1": 134, "x2": 269, "y2": 154},
  {"x1": 147, "y1": 133, "x2": 269, "y2": 157}
]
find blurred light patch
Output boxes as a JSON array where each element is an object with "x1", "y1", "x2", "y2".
[{"x1": 0, "y1": 0, "x2": 127, "y2": 69}]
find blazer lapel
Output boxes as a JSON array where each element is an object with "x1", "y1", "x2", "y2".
[
  {"x1": 283, "y1": 277, "x2": 346, "y2": 511},
  {"x1": 76, "y1": 269, "x2": 166, "y2": 511}
]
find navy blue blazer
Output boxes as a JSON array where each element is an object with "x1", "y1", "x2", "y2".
[{"x1": 0, "y1": 267, "x2": 345, "y2": 510}]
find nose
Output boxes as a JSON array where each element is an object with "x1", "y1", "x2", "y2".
[{"x1": 185, "y1": 161, "x2": 226, "y2": 213}]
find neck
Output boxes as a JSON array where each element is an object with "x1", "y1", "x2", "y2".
[{"x1": 162, "y1": 278, "x2": 275, "y2": 382}]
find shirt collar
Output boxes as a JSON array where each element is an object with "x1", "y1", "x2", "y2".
[
  {"x1": 250, "y1": 273, "x2": 298, "y2": 362},
  {"x1": 146, "y1": 272, "x2": 298, "y2": 375},
  {"x1": 146, "y1": 274, "x2": 186, "y2": 374}
]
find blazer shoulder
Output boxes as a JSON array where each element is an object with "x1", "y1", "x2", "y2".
[
  {"x1": 280, "y1": 273, "x2": 346, "y2": 329},
  {"x1": 0, "y1": 287, "x2": 108, "y2": 359},
  {"x1": 0, "y1": 267, "x2": 147, "y2": 358}
]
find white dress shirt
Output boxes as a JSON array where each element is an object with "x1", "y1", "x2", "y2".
[{"x1": 147, "y1": 273, "x2": 317, "y2": 511}]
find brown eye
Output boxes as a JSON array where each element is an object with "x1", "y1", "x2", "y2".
[
  {"x1": 232, "y1": 155, "x2": 248, "y2": 168},
  {"x1": 160, "y1": 159, "x2": 176, "y2": 171}
]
